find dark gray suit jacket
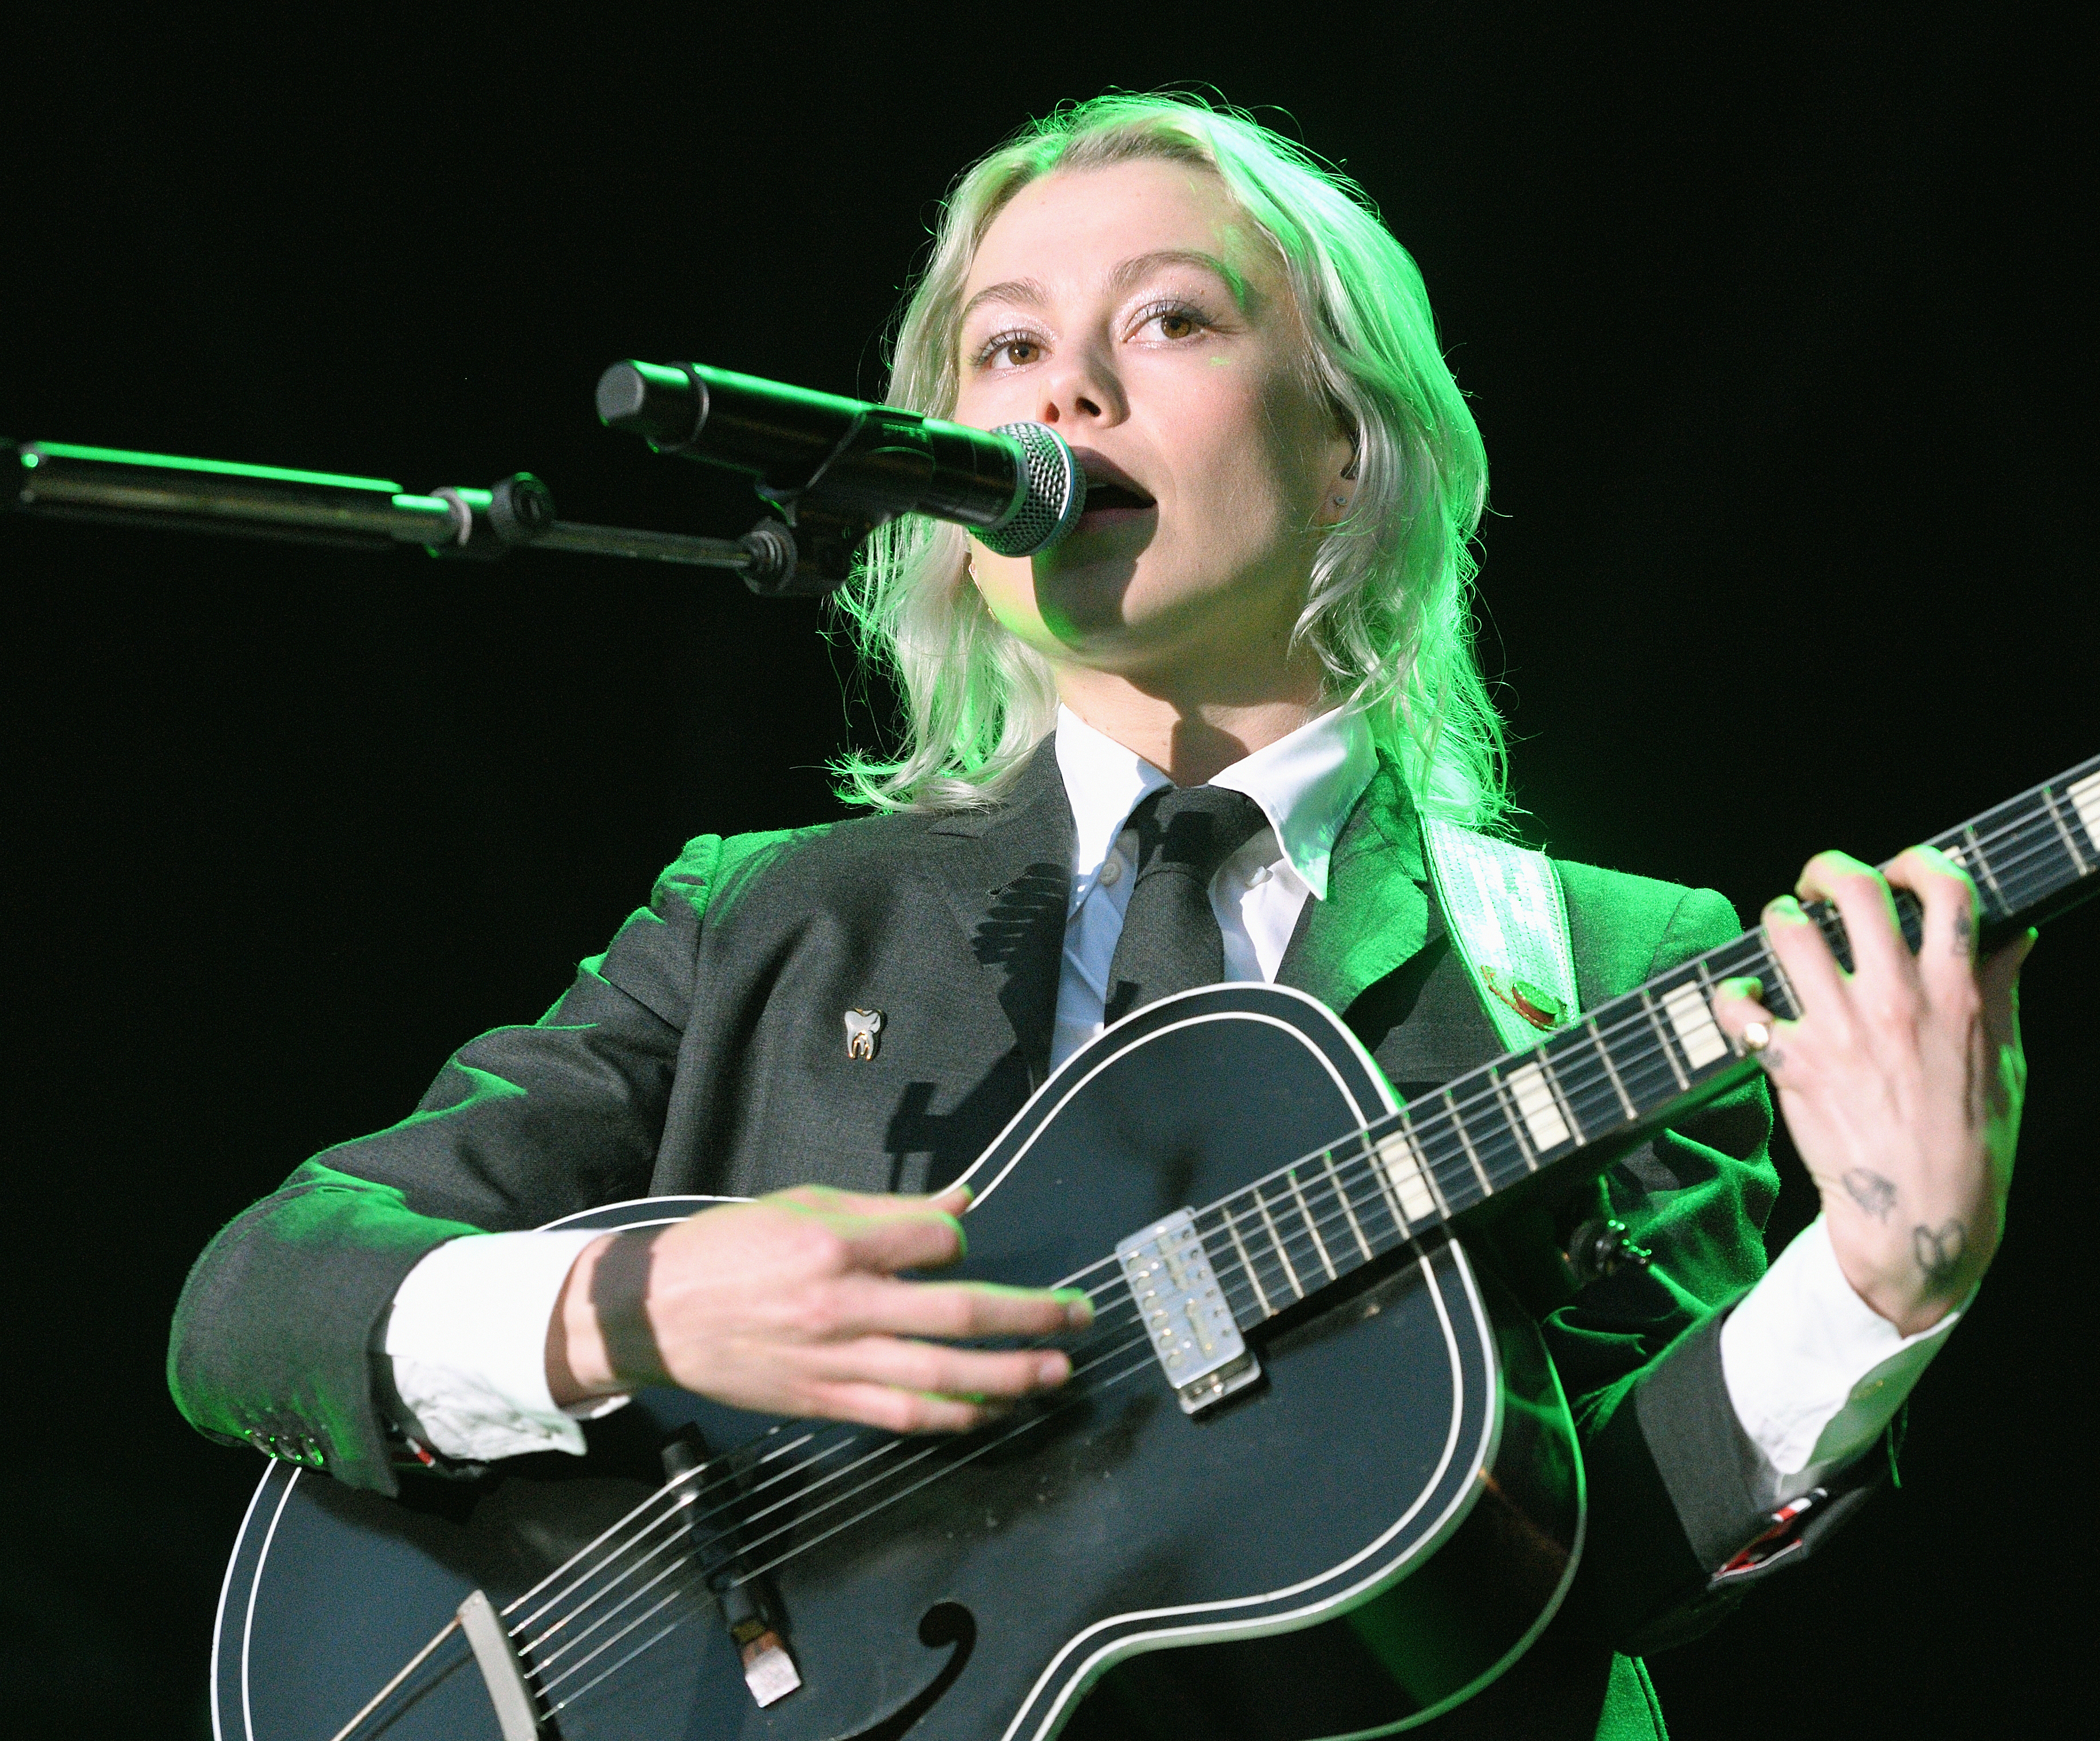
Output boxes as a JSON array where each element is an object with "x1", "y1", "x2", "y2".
[{"x1": 170, "y1": 745, "x2": 1871, "y2": 1735}]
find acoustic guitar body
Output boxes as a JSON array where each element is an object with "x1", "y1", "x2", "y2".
[{"x1": 213, "y1": 984, "x2": 1583, "y2": 1741}]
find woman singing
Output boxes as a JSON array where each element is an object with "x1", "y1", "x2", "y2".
[{"x1": 173, "y1": 94, "x2": 2027, "y2": 1739}]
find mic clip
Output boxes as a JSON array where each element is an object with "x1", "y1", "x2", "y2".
[
  {"x1": 739, "y1": 403, "x2": 919, "y2": 597},
  {"x1": 427, "y1": 472, "x2": 558, "y2": 561}
]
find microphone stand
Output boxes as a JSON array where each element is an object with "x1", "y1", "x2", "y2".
[{"x1": 2, "y1": 439, "x2": 829, "y2": 596}]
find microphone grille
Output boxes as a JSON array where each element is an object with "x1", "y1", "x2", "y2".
[{"x1": 979, "y1": 422, "x2": 1085, "y2": 556}]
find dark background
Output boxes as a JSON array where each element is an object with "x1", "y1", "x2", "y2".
[{"x1": 5, "y1": 6, "x2": 2089, "y2": 1734}]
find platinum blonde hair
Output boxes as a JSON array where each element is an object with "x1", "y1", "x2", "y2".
[{"x1": 833, "y1": 93, "x2": 1504, "y2": 828}]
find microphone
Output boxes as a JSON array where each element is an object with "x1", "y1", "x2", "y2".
[{"x1": 595, "y1": 361, "x2": 1085, "y2": 562}]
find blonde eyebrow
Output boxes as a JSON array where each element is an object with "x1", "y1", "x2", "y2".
[
  {"x1": 1104, "y1": 248, "x2": 1249, "y2": 308},
  {"x1": 956, "y1": 249, "x2": 1250, "y2": 331},
  {"x1": 958, "y1": 276, "x2": 1051, "y2": 326}
]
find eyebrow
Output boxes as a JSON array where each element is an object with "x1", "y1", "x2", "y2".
[{"x1": 957, "y1": 248, "x2": 1250, "y2": 329}]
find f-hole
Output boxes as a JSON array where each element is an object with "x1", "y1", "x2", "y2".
[{"x1": 857, "y1": 1602, "x2": 976, "y2": 1740}]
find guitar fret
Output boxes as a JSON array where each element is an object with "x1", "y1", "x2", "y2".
[
  {"x1": 1490, "y1": 1070, "x2": 1540, "y2": 1170},
  {"x1": 1538, "y1": 1053, "x2": 1585, "y2": 1146},
  {"x1": 1372, "y1": 1119, "x2": 1440, "y2": 1229},
  {"x1": 1219, "y1": 1206, "x2": 1271, "y2": 1319},
  {"x1": 1287, "y1": 1169, "x2": 1337, "y2": 1280},
  {"x1": 1503, "y1": 1061, "x2": 1573, "y2": 1157},
  {"x1": 1659, "y1": 978, "x2": 1730, "y2": 1071},
  {"x1": 2069, "y1": 769, "x2": 2100, "y2": 848},
  {"x1": 1615, "y1": 1025, "x2": 1686, "y2": 1110},
  {"x1": 1322, "y1": 1148, "x2": 1374, "y2": 1261},
  {"x1": 1587, "y1": 1016, "x2": 1639, "y2": 1120},
  {"x1": 1347, "y1": 1134, "x2": 1406, "y2": 1249},
  {"x1": 1691, "y1": 959, "x2": 1744, "y2": 1063},
  {"x1": 1227, "y1": 1193, "x2": 1290, "y2": 1312},
  {"x1": 2042, "y1": 785, "x2": 2091, "y2": 877},
  {"x1": 1464, "y1": 1092, "x2": 1534, "y2": 1197},
  {"x1": 1956, "y1": 824, "x2": 2009, "y2": 911},
  {"x1": 1551, "y1": 1028, "x2": 1627, "y2": 1144},
  {"x1": 1253, "y1": 1186, "x2": 1303, "y2": 1298},
  {"x1": 1444, "y1": 1089, "x2": 1495, "y2": 1196},
  {"x1": 1761, "y1": 945, "x2": 1802, "y2": 1023},
  {"x1": 1639, "y1": 988, "x2": 1691, "y2": 1090}
]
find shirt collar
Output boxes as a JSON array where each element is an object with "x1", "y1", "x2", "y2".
[{"x1": 1053, "y1": 703, "x2": 1377, "y2": 902}]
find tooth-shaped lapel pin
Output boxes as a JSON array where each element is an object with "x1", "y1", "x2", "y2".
[{"x1": 843, "y1": 1008, "x2": 885, "y2": 1061}]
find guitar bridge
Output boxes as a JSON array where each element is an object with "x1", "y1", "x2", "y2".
[
  {"x1": 1116, "y1": 1209, "x2": 1261, "y2": 1415},
  {"x1": 663, "y1": 1434, "x2": 802, "y2": 1708}
]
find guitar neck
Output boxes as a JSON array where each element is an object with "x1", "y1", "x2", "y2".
[{"x1": 1198, "y1": 757, "x2": 2100, "y2": 1326}]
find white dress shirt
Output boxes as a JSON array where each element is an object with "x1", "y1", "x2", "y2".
[{"x1": 386, "y1": 704, "x2": 1962, "y2": 1498}]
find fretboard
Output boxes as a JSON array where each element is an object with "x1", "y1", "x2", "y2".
[{"x1": 1192, "y1": 757, "x2": 2100, "y2": 1329}]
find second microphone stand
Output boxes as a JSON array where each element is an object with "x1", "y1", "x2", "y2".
[{"x1": 3, "y1": 441, "x2": 835, "y2": 596}]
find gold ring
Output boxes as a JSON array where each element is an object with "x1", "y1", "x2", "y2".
[{"x1": 1741, "y1": 1020, "x2": 1772, "y2": 1054}]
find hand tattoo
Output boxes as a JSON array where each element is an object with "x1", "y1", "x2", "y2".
[
  {"x1": 1952, "y1": 904, "x2": 1974, "y2": 957},
  {"x1": 1912, "y1": 1219, "x2": 1967, "y2": 1285},
  {"x1": 1841, "y1": 1168, "x2": 1897, "y2": 1221}
]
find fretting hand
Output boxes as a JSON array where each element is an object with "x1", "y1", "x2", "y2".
[
  {"x1": 546, "y1": 1183, "x2": 1093, "y2": 1431},
  {"x1": 1710, "y1": 847, "x2": 2032, "y2": 1335}
]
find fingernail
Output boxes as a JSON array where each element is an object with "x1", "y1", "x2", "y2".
[
  {"x1": 1037, "y1": 1352, "x2": 1071, "y2": 1386},
  {"x1": 1057, "y1": 1288, "x2": 1095, "y2": 1328},
  {"x1": 1764, "y1": 896, "x2": 1803, "y2": 923}
]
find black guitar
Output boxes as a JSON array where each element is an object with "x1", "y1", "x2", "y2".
[{"x1": 211, "y1": 759, "x2": 2099, "y2": 1741}]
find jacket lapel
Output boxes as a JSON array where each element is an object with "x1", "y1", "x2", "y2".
[
  {"x1": 909, "y1": 742, "x2": 1431, "y2": 1079},
  {"x1": 1279, "y1": 757, "x2": 1431, "y2": 1018},
  {"x1": 917, "y1": 740, "x2": 1075, "y2": 1088}
]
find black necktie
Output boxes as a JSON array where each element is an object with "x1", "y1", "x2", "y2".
[{"x1": 1102, "y1": 785, "x2": 1271, "y2": 1025}]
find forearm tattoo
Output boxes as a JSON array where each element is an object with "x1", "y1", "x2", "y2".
[
  {"x1": 1912, "y1": 1219, "x2": 1968, "y2": 1285},
  {"x1": 1841, "y1": 1168, "x2": 1898, "y2": 1220}
]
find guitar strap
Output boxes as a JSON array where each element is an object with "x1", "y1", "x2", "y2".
[{"x1": 1420, "y1": 817, "x2": 1580, "y2": 1049}]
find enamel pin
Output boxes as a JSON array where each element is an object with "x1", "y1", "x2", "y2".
[
  {"x1": 1480, "y1": 963, "x2": 1564, "y2": 1032},
  {"x1": 843, "y1": 1008, "x2": 885, "y2": 1061}
]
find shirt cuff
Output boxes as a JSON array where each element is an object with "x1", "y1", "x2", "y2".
[
  {"x1": 383, "y1": 1229, "x2": 631, "y2": 1462},
  {"x1": 1721, "y1": 1213, "x2": 1967, "y2": 1484}
]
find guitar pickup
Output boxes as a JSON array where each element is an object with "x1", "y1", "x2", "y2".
[{"x1": 1116, "y1": 1209, "x2": 1261, "y2": 1415}]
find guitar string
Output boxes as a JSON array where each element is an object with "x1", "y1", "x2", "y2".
[
  {"x1": 504, "y1": 1262, "x2": 1157, "y2": 1655},
  {"x1": 492, "y1": 1256, "x2": 1156, "y2": 1667},
  {"x1": 506, "y1": 810, "x2": 2085, "y2": 1691},
  {"x1": 549, "y1": 1342, "x2": 1174, "y2": 1725},
  {"x1": 346, "y1": 804, "x2": 2083, "y2": 1732},
  {"x1": 514, "y1": 1324, "x2": 1162, "y2": 1675},
  {"x1": 532, "y1": 1554, "x2": 713, "y2": 1693},
  {"x1": 507, "y1": 1429, "x2": 851, "y2": 1637},
  {"x1": 525, "y1": 1335, "x2": 1167, "y2": 1705},
  {"x1": 506, "y1": 1301, "x2": 1162, "y2": 1656},
  {"x1": 546, "y1": 1346, "x2": 1188, "y2": 1724}
]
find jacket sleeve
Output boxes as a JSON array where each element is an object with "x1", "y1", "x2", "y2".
[
  {"x1": 166, "y1": 835, "x2": 724, "y2": 1494},
  {"x1": 1540, "y1": 881, "x2": 1888, "y2": 1651}
]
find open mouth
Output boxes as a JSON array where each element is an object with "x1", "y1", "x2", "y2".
[{"x1": 1082, "y1": 481, "x2": 1155, "y2": 513}]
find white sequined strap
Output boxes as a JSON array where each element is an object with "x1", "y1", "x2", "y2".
[{"x1": 1420, "y1": 817, "x2": 1580, "y2": 1054}]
